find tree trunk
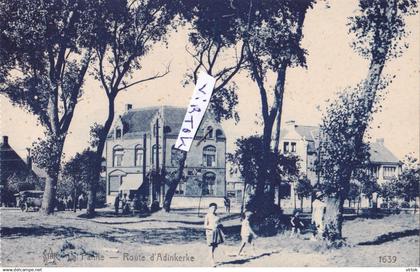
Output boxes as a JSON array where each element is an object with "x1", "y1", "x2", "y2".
[
  {"x1": 41, "y1": 173, "x2": 58, "y2": 215},
  {"x1": 300, "y1": 197, "x2": 303, "y2": 212},
  {"x1": 322, "y1": 196, "x2": 344, "y2": 241},
  {"x1": 86, "y1": 159, "x2": 101, "y2": 217},
  {"x1": 87, "y1": 95, "x2": 116, "y2": 217},
  {"x1": 163, "y1": 151, "x2": 187, "y2": 212},
  {"x1": 40, "y1": 136, "x2": 64, "y2": 215}
]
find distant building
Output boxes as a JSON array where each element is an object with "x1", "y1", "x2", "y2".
[
  {"x1": 0, "y1": 136, "x2": 47, "y2": 206},
  {"x1": 105, "y1": 105, "x2": 227, "y2": 208},
  {"x1": 277, "y1": 121, "x2": 402, "y2": 209},
  {"x1": 228, "y1": 120, "x2": 403, "y2": 210}
]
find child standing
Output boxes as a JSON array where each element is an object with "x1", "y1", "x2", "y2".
[
  {"x1": 237, "y1": 211, "x2": 257, "y2": 256},
  {"x1": 204, "y1": 203, "x2": 224, "y2": 265},
  {"x1": 290, "y1": 211, "x2": 305, "y2": 237}
]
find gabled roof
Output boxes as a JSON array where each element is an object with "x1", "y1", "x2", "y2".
[
  {"x1": 294, "y1": 125, "x2": 320, "y2": 142},
  {"x1": 369, "y1": 141, "x2": 401, "y2": 164},
  {"x1": 0, "y1": 138, "x2": 46, "y2": 181},
  {"x1": 110, "y1": 105, "x2": 222, "y2": 139}
]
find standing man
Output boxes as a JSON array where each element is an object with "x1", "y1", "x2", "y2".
[
  {"x1": 224, "y1": 196, "x2": 231, "y2": 213},
  {"x1": 67, "y1": 195, "x2": 73, "y2": 211},
  {"x1": 311, "y1": 192, "x2": 326, "y2": 239},
  {"x1": 114, "y1": 193, "x2": 121, "y2": 215},
  {"x1": 78, "y1": 193, "x2": 85, "y2": 211}
]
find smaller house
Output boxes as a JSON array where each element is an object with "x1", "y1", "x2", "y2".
[{"x1": 0, "y1": 136, "x2": 47, "y2": 206}]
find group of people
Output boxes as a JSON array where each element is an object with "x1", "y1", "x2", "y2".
[
  {"x1": 113, "y1": 193, "x2": 150, "y2": 215},
  {"x1": 55, "y1": 194, "x2": 86, "y2": 211},
  {"x1": 204, "y1": 203, "x2": 257, "y2": 266},
  {"x1": 113, "y1": 193, "x2": 130, "y2": 215},
  {"x1": 204, "y1": 200, "x2": 323, "y2": 266}
]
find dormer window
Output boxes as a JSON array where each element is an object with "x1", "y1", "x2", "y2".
[
  {"x1": 116, "y1": 127, "x2": 122, "y2": 139},
  {"x1": 216, "y1": 129, "x2": 223, "y2": 139},
  {"x1": 207, "y1": 126, "x2": 213, "y2": 139}
]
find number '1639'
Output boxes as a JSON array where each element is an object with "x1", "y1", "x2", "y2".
[{"x1": 379, "y1": 255, "x2": 397, "y2": 263}]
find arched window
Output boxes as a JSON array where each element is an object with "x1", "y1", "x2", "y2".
[
  {"x1": 134, "y1": 145, "x2": 143, "y2": 167},
  {"x1": 202, "y1": 172, "x2": 216, "y2": 195},
  {"x1": 115, "y1": 127, "x2": 122, "y2": 139},
  {"x1": 206, "y1": 126, "x2": 213, "y2": 139},
  {"x1": 113, "y1": 146, "x2": 124, "y2": 167},
  {"x1": 203, "y1": 145, "x2": 216, "y2": 167},
  {"x1": 151, "y1": 144, "x2": 161, "y2": 165},
  {"x1": 171, "y1": 145, "x2": 178, "y2": 166},
  {"x1": 216, "y1": 129, "x2": 224, "y2": 139}
]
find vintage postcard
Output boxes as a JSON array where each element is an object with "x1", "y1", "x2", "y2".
[{"x1": 0, "y1": 0, "x2": 419, "y2": 270}]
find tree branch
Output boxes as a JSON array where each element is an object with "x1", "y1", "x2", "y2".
[{"x1": 117, "y1": 64, "x2": 170, "y2": 92}]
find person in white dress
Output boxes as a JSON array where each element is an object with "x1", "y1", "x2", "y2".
[
  {"x1": 204, "y1": 203, "x2": 224, "y2": 265},
  {"x1": 237, "y1": 211, "x2": 257, "y2": 256}
]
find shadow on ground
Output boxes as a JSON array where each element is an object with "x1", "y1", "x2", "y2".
[
  {"x1": 358, "y1": 228, "x2": 419, "y2": 246},
  {"x1": 0, "y1": 225, "x2": 120, "y2": 243},
  {"x1": 217, "y1": 250, "x2": 281, "y2": 266}
]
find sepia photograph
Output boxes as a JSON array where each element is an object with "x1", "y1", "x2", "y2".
[{"x1": 0, "y1": 0, "x2": 419, "y2": 269}]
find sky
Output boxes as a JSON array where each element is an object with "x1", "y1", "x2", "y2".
[{"x1": 1, "y1": 0, "x2": 419, "y2": 163}]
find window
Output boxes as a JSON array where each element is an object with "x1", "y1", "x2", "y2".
[
  {"x1": 134, "y1": 146, "x2": 143, "y2": 166},
  {"x1": 383, "y1": 166, "x2": 396, "y2": 178},
  {"x1": 203, "y1": 145, "x2": 216, "y2": 167},
  {"x1": 151, "y1": 144, "x2": 161, "y2": 164},
  {"x1": 202, "y1": 172, "x2": 216, "y2": 195},
  {"x1": 113, "y1": 146, "x2": 124, "y2": 167},
  {"x1": 372, "y1": 166, "x2": 380, "y2": 178},
  {"x1": 115, "y1": 127, "x2": 122, "y2": 139},
  {"x1": 291, "y1": 142, "x2": 296, "y2": 152},
  {"x1": 207, "y1": 126, "x2": 213, "y2": 139},
  {"x1": 216, "y1": 129, "x2": 223, "y2": 139},
  {"x1": 283, "y1": 142, "x2": 290, "y2": 152},
  {"x1": 109, "y1": 176, "x2": 120, "y2": 193}
]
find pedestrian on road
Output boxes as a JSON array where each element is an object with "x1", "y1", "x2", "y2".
[
  {"x1": 311, "y1": 192, "x2": 326, "y2": 239},
  {"x1": 290, "y1": 211, "x2": 305, "y2": 237},
  {"x1": 78, "y1": 194, "x2": 85, "y2": 211},
  {"x1": 66, "y1": 195, "x2": 73, "y2": 211},
  {"x1": 224, "y1": 196, "x2": 231, "y2": 213},
  {"x1": 204, "y1": 203, "x2": 224, "y2": 266},
  {"x1": 237, "y1": 211, "x2": 257, "y2": 256},
  {"x1": 114, "y1": 193, "x2": 121, "y2": 215}
]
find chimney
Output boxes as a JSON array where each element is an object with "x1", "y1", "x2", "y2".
[
  {"x1": 376, "y1": 138, "x2": 384, "y2": 145},
  {"x1": 286, "y1": 120, "x2": 296, "y2": 127},
  {"x1": 2, "y1": 136, "x2": 8, "y2": 145},
  {"x1": 125, "y1": 104, "x2": 133, "y2": 112}
]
